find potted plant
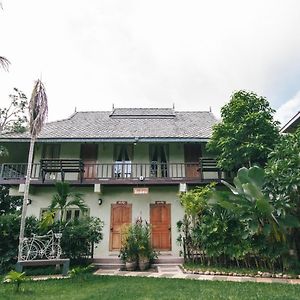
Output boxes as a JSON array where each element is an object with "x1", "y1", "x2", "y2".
[
  {"x1": 136, "y1": 221, "x2": 157, "y2": 271},
  {"x1": 119, "y1": 220, "x2": 157, "y2": 271},
  {"x1": 119, "y1": 224, "x2": 138, "y2": 271}
]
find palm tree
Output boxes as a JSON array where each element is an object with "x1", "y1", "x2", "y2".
[
  {"x1": 42, "y1": 181, "x2": 87, "y2": 228},
  {"x1": 0, "y1": 56, "x2": 10, "y2": 71},
  {"x1": 18, "y1": 79, "x2": 48, "y2": 260}
]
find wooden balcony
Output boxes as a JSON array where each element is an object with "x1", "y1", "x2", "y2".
[{"x1": 0, "y1": 159, "x2": 224, "y2": 185}]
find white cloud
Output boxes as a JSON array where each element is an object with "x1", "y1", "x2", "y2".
[
  {"x1": 1, "y1": 0, "x2": 300, "y2": 121},
  {"x1": 275, "y1": 91, "x2": 300, "y2": 125}
]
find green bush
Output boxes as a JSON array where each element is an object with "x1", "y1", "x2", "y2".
[
  {"x1": 59, "y1": 217, "x2": 103, "y2": 260},
  {"x1": 0, "y1": 214, "x2": 39, "y2": 273}
]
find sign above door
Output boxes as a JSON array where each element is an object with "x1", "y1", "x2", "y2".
[{"x1": 133, "y1": 187, "x2": 149, "y2": 195}]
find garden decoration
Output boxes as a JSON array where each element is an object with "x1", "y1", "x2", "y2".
[{"x1": 20, "y1": 230, "x2": 62, "y2": 261}]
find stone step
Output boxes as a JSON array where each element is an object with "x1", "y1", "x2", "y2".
[
  {"x1": 92, "y1": 256, "x2": 183, "y2": 269},
  {"x1": 153, "y1": 256, "x2": 184, "y2": 265}
]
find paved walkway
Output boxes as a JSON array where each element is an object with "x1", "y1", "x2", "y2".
[{"x1": 94, "y1": 265, "x2": 300, "y2": 285}]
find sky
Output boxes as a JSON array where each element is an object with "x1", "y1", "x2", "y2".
[{"x1": 1, "y1": 0, "x2": 300, "y2": 126}]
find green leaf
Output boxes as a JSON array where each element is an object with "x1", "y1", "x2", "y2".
[
  {"x1": 256, "y1": 198, "x2": 272, "y2": 215},
  {"x1": 243, "y1": 182, "x2": 264, "y2": 200},
  {"x1": 248, "y1": 166, "x2": 265, "y2": 188}
]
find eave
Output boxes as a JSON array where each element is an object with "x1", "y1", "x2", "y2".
[{"x1": 0, "y1": 137, "x2": 210, "y2": 143}]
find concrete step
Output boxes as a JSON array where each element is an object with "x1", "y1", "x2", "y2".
[
  {"x1": 153, "y1": 256, "x2": 184, "y2": 265},
  {"x1": 92, "y1": 256, "x2": 183, "y2": 270}
]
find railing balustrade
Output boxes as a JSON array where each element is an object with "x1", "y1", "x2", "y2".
[{"x1": 0, "y1": 159, "x2": 223, "y2": 182}]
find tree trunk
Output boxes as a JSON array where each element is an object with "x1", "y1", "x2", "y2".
[{"x1": 18, "y1": 136, "x2": 35, "y2": 261}]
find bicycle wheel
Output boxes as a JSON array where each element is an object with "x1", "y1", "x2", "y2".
[
  {"x1": 21, "y1": 240, "x2": 39, "y2": 261},
  {"x1": 45, "y1": 243, "x2": 62, "y2": 259}
]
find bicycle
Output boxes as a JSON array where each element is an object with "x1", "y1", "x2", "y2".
[{"x1": 20, "y1": 230, "x2": 62, "y2": 261}]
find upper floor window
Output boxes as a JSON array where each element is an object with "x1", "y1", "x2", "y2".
[
  {"x1": 114, "y1": 144, "x2": 133, "y2": 178},
  {"x1": 149, "y1": 145, "x2": 169, "y2": 177}
]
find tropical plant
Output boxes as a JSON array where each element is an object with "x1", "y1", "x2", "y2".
[
  {"x1": 119, "y1": 224, "x2": 139, "y2": 263},
  {"x1": 265, "y1": 128, "x2": 300, "y2": 259},
  {"x1": 135, "y1": 221, "x2": 157, "y2": 262},
  {"x1": 206, "y1": 90, "x2": 279, "y2": 171},
  {"x1": 211, "y1": 166, "x2": 298, "y2": 242},
  {"x1": 3, "y1": 270, "x2": 26, "y2": 292},
  {"x1": 180, "y1": 182, "x2": 216, "y2": 219},
  {"x1": 18, "y1": 79, "x2": 48, "y2": 260},
  {"x1": 41, "y1": 181, "x2": 88, "y2": 228}
]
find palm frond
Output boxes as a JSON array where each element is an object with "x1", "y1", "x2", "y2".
[
  {"x1": 0, "y1": 56, "x2": 10, "y2": 71},
  {"x1": 67, "y1": 198, "x2": 88, "y2": 212},
  {"x1": 40, "y1": 209, "x2": 57, "y2": 228},
  {"x1": 29, "y1": 79, "x2": 48, "y2": 137}
]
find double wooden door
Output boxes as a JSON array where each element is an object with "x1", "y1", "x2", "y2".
[{"x1": 150, "y1": 203, "x2": 171, "y2": 251}]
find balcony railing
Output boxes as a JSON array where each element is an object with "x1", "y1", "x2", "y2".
[{"x1": 0, "y1": 159, "x2": 223, "y2": 183}]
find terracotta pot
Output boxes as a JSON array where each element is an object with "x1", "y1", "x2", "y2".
[
  {"x1": 125, "y1": 261, "x2": 137, "y2": 271},
  {"x1": 139, "y1": 259, "x2": 149, "y2": 271}
]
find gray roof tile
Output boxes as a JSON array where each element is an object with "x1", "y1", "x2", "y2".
[{"x1": 0, "y1": 109, "x2": 218, "y2": 140}]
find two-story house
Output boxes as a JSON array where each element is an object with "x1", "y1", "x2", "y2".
[{"x1": 0, "y1": 108, "x2": 222, "y2": 261}]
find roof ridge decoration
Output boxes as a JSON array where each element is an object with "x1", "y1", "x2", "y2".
[{"x1": 109, "y1": 107, "x2": 176, "y2": 119}]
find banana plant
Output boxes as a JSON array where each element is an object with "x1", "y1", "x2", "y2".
[{"x1": 210, "y1": 166, "x2": 299, "y2": 242}]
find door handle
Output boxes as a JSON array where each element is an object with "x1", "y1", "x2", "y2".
[
  {"x1": 168, "y1": 226, "x2": 171, "y2": 231},
  {"x1": 110, "y1": 227, "x2": 113, "y2": 232}
]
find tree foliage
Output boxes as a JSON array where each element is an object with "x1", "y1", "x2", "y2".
[
  {"x1": 0, "y1": 88, "x2": 28, "y2": 134},
  {"x1": 0, "y1": 185, "x2": 22, "y2": 215},
  {"x1": 265, "y1": 128, "x2": 300, "y2": 259},
  {"x1": 41, "y1": 181, "x2": 88, "y2": 228},
  {"x1": 178, "y1": 167, "x2": 299, "y2": 271},
  {"x1": 207, "y1": 90, "x2": 279, "y2": 171}
]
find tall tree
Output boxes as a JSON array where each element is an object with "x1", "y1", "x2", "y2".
[
  {"x1": 207, "y1": 90, "x2": 279, "y2": 171},
  {"x1": 18, "y1": 80, "x2": 48, "y2": 260}
]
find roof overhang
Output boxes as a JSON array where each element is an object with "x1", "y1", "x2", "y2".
[
  {"x1": 0, "y1": 137, "x2": 210, "y2": 143},
  {"x1": 281, "y1": 111, "x2": 300, "y2": 133}
]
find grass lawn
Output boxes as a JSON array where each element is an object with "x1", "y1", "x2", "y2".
[{"x1": 1, "y1": 275, "x2": 300, "y2": 300}]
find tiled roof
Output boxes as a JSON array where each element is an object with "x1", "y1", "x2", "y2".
[{"x1": 0, "y1": 108, "x2": 218, "y2": 141}]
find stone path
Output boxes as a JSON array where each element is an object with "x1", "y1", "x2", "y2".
[{"x1": 94, "y1": 266, "x2": 300, "y2": 285}]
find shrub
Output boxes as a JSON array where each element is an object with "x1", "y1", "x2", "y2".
[
  {"x1": 3, "y1": 270, "x2": 26, "y2": 292},
  {"x1": 0, "y1": 214, "x2": 39, "y2": 273},
  {"x1": 59, "y1": 217, "x2": 103, "y2": 260}
]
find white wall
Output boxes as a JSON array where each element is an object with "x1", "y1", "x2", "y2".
[{"x1": 23, "y1": 184, "x2": 184, "y2": 258}]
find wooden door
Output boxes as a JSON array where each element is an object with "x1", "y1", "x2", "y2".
[
  {"x1": 110, "y1": 203, "x2": 132, "y2": 251},
  {"x1": 150, "y1": 203, "x2": 171, "y2": 251},
  {"x1": 184, "y1": 144, "x2": 202, "y2": 178},
  {"x1": 81, "y1": 144, "x2": 98, "y2": 179}
]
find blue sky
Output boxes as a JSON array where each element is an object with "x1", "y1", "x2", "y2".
[{"x1": 1, "y1": 0, "x2": 300, "y2": 126}]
